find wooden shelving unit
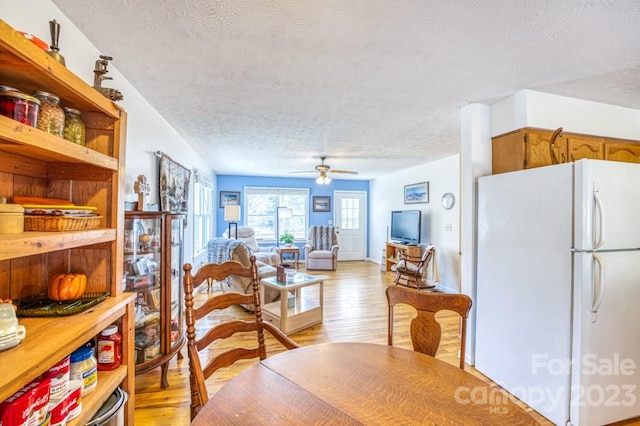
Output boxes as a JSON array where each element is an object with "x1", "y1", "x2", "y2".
[
  {"x1": 385, "y1": 241, "x2": 423, "y2": 272},
  {"x1": 0, "y1": 19, "x2": 134, "y2": 424}
]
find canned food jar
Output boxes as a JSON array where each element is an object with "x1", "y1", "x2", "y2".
[
  {"x1": 0, "y1": 90, "x2": 40, "y2": 128},
  {"x1": 42, "y1": 355, "x2": 70, "y2": 402},
  {"x1": 62, "y1": 107, "x2": 85, "y2": 145},
  {"x1": 69, "y1": 347, "x2": 97, "y2": 396},
  {"x1": 32, "y1": 91, "x2": 64, "y2": 137},
  {"x1": 97, "y1": 325, "x2": 122, "y2": 371}
]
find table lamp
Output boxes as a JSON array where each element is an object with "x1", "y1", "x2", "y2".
[{"x1": 224, "y1": 204, "x2": 241, "y2": 239}]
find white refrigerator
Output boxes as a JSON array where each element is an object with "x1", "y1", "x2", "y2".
[{"x1": 476, "y1": 159, "x2": 640, "y2": 426}]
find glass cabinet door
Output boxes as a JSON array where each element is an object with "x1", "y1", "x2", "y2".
[
  {"x1": 168, "y1": 215, "x2": 185, "y2": 348},
  {"x1": 124, "y1": 213, "x2": 163, "y2": 366},
  {"x1": 124, "y1": 211, "x2": 185, "y2": 387}
]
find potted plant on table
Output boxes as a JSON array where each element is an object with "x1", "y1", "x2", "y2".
[{"x1": 280, "y1": 231, "x2": 295, "y2": 246}]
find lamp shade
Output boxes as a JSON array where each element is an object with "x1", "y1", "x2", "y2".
[{"x1": 224, "y1": 204, "x2": 240, "y2": 221}]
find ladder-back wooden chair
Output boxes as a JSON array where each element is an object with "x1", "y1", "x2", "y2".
[
  {"x1": 386, "y1": 285, "x2": 472, "y2": 369},
  {"x1": 394, "y1": 245, "x2": 436, "y2": 289},
  {"x1": 183, "y1": 257, "x2": 300, "y2": 420}
]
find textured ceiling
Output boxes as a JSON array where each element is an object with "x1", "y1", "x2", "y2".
[{"x1": 51, "y1": 0, "x2": 640, "y2": 179}]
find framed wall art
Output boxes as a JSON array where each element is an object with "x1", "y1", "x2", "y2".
[
  {"x1": 404, "y1": 182, "x2": 429, "y2": 204},
  {"x1": 220, "y1": 191, "x2": 240, "y2": 208},
  {"x1": 159, "y1": 154, "x2": 191, "y2": 214},
  {"x1": 313, "y1": 196, "x2": 331, "y2": 212}
]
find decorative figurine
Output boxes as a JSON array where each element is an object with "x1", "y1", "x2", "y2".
[
  {"x1": 48, "y1": 19, "x2": 66, "y2": 66},
  {"x1": 92, "y1": 55, "x2": 124, "y2": 101},
  {"x1": 134, "y1": 175, "x2": 150, "y2": 211}
]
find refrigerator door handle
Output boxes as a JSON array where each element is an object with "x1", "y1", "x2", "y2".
[
  {"x1": 592, "y1": 185, "x2": 605, "y2": 249},
  {"x1": 591, "y1": 253, "x2": 605, "y2": 323}
]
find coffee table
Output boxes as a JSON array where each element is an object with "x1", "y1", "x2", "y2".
[{"x1": 260, "y1": 273, "x2": 323, "y2": 334}]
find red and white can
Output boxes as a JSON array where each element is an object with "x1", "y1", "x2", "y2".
[{"x1": 43, "y1": 355, "x2": 70, "y2": 402}]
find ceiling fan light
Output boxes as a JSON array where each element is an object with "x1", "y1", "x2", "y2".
[{"x1": 316, "y1": 173, "x2": 331, "y2": 185}]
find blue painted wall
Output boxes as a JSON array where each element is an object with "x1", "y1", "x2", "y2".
[{"x1": 216, "y1": 175, "x2": 370, "y2": 256}]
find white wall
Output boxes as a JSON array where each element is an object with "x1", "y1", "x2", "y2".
[
  {"x1": 492, "y1": 89, "x2": 640, "y2": 139},
  {"x1": 459, "y1": 102, "x2": 492, "y2": 365},
  {"x1": 369, "y1": 154, "x2": 460, "y2": 293},
  {"x1": 0, "y1": 1, "x2": 216, "y2": 265}
]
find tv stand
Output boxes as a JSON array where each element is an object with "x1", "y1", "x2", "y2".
[{"x1": 385, "y1": 241, "x2": 422, "y2": 272}]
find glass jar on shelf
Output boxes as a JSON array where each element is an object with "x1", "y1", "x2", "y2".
[
  {"x1": 32, "y1": 90, "x2": 64, "y2": 137},
  {"x1": 0, "y1": 88, "x2": 40, "y2": 128},
  {"x1": 62, "y1": 107, "x2": 86, "y2": 145}
]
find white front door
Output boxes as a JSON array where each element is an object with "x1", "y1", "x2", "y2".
[{"x1": 334, "y1": 191, "x2": 367, "y2": 261}]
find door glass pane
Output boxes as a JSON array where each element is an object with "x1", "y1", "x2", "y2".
[{"x1": 341, "y1": 198, "x2": 360, "y2": 230}]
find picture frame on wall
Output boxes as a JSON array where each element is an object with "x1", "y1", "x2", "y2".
[
  {"x1": 159, "y1": 155, "x2": 191, "y2": 214},
  {"x1": 220, "y1": 191, "x2": 240, "y2": 208},
  {"x1": 313, "y1": 196, "x2": 331, "y2": 212},
  {"x1": 404, "y1": 182, "x2": 429, "y2": 204}
]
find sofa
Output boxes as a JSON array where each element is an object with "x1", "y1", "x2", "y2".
[
  {"x1": 222, "y1": 226, "x2": 280, "y2": 266},
  {"x1": 304, "y1": 225, "x2": 339, "y2": 270},
  {"x1": 207, "y1": 238, "x2": 279, "y2": 311}
]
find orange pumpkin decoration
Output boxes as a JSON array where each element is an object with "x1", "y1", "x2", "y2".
[{"x1": 48, "y1": 273, "x2": 87, "y2": 301}]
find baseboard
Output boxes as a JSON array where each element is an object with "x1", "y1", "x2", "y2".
[{"x1": 433, "y1": 283, "x2": 455, "y2": 294}]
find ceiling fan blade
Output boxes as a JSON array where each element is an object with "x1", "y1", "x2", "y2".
[
  {"x1": 288, "y1": 170, "x2": 316, "y2": 174},
  {"x1": 329, "y1": 169, "x2": 358, "y2": 174}
]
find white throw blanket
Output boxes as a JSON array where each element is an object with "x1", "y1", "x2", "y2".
[{"x1": 207, "y1": 238, "x2": 250, "y2": 264}]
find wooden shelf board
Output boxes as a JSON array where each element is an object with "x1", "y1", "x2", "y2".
[
  {"x1": 0, "y1": 293, "x2": 135, "y2": 401},
  {"x1": 0, "y1": 116, "x2": 118, "y2": 171},
  {"x1": 0, "y1": 20, "x2": 120, "y2": 119},
  {"x1": 0, "y1": 228, "x2": 116, "y2": 261}
]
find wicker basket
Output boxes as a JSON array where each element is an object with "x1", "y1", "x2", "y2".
[{"x1": 24, "y1": 215, "x2": 102, "y2": 232}]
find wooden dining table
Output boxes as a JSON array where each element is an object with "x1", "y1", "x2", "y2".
[{"x1": 191, "y1": 342, "x2": 539, "y2": 425}]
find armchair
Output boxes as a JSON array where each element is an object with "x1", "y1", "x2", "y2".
[
  {"x1": 207, "y1": 238, "x2": 279, "y2": 310},
  {"x1": 304, "y1": 225, "x2": 339, "y2": 270},
  {"x1": 223, "y1": 226, "x2": 280, "y2": 266}
]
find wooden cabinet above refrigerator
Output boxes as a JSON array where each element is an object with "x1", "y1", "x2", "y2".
[{"x1": 492, "y1": 127, "x2": 640, "y2": 174}]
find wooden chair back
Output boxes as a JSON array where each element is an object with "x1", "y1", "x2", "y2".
[
  {"x1": 386, "y1": 286, "x2": 472, "y2": 369},
  {"x1": 183, "y1": 257, "x2": 300, "y2": 420}
]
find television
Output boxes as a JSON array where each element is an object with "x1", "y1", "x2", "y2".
[{"x1": 390, "y1": 210, "x2": 421, "y2": 245}]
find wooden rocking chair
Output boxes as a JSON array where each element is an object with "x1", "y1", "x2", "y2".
[{"x1": 394, "y1": 245, "x2": 436, "y2": 289}]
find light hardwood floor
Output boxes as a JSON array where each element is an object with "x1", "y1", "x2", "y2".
[{"x1": 134, "y1": 261, "x2": 552, "y2": 425}]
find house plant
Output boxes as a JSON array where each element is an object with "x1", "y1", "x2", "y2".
[{"x1": 279, "y1": 231, "x2": 295, "y2": 246}]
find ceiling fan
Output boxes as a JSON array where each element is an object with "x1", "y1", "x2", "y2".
[{"x1": 289, "y1": 156, "x2": 358, "y2": 184}]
